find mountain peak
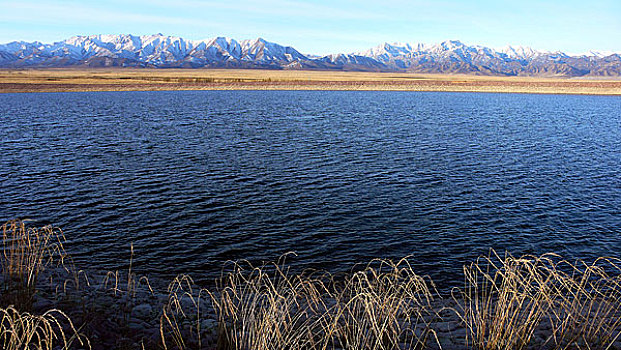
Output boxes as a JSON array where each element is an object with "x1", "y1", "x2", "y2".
[
  {"x1": 0, "y1": 34, "x2": 618, "y2": 77},
  {"x1": 501, "y1": 45, "x2": 538, "y2": 59},
  {"x1": 439, "y1": 40, "x2": 464, "y2": 50}
]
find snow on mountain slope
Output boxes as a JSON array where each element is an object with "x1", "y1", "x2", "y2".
[
  {"x1": 318, "y1": 53, "x2": 387, "y2": 70},
  {"x1": 356, "y1": 42, "x2": 421, "y2": 62},
  {"x1": 0, "y1": 34, "x2": 618, "y2": 76},
  {"x1": 240, "y1": 38, "x2": 308, "y2": 62},
  {"x1": 501, "y1": 45, "x2": 538, "y2": 60},
  {"x1": 352, "y1": 39, "x2": 619, "y2": 76},
  {"x1": 0, "y1": 34, "x2": 306, "y2": 68}
]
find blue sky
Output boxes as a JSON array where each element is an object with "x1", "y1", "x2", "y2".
[{"x1": 1, "y1": 0, "x2": 619, "y2": 55}]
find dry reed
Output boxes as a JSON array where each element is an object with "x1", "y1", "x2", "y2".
[
  {"x1": 5, "y1": 220, "x2": 621, "y2": 350},
  {"x1": 542, "y1": 258, "x2": 621, "y2": 349},
  {"x1": 160, "y1": 274, "x2": 210, "y2": 350},
  {"x1": 0, "y1": 305, "x2": 88, "y2": 350},
  {"x1": 455, "y1": 252, "x2": 558, "y2": 350},
  {"x1": 209, "y1": 256, "x2": 330, "y2": 350},
  {"x1": 454, "y1": 251, "x2": 621, "y2": 350},
  {"x1": 162, "y1": 255, "x2": 439, "y2": 350},
  {"x1": 327, "y1": 258, "x2": 438, "y2": 350},
  {"x1": 1, "y1": 220, "x2": 67, "y2": 309}
]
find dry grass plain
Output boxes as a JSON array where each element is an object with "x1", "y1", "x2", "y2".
[{"x1": 1, "y1": 68, "x2": 620, "y2": 95}]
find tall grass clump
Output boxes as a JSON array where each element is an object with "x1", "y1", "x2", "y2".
[
  {"x1": 328, "y1": 258, "x2": 438, "y2": 350},
  {"x1": 0, "y1": 303, "x2": 88, "y2": 350},
  {"x1": 455, "y1": 251, "x2": 621, "y2": 350},
  {"x1": 455, "y1": 252, "x2": 558, "y2": 350},
  {"x1": 1, "y1": 220, "x2": 67, "y2": 309},
  {"x1": 543, "y1": 258, "x2": 621, "y2": 349},
  {"x1": 6, "y1": 218, "x2": 621, "y2": 350},
  {"x1": 200, "y1": 256, "x2": 438, "y2": 350},
  {"x1": 209, "y1": 255, "x2": 332, "y2": 350},
  {"x1": 160, "y1": 274, "x2": 212, "y2": 350}
]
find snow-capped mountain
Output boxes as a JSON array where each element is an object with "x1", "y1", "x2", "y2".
[
  {"x1": 0, "y1": 34, "x2": 619, "y2": 77},
  {"x1": 0, "y1": 34, "x2": 310, "y2": 68},
  {"x1": 336, "y1": 39, "x2": 621, "y2": 76}
]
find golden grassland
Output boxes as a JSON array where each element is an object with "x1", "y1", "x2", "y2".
[
  {"x1": 3, "y1": 219, "x2": 621, "y2": 350},
  {"x1": 1, "y1": 68, "x2": 620, "y2": 95}
]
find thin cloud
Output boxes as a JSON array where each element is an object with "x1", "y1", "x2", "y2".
[
  {"x1": 138, "y1": 0, "x2": 393, "y2": 21},
  {"x1": 0, "y1": 2, "x2": 219, "y2": 28},
  {"x1": 1, "y1": 0, "x2": 618, "y2": 54}
]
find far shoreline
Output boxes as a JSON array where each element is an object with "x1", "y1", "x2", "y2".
[{"x1": 1, "y1": 68, "x2": 620, "y2": 95}]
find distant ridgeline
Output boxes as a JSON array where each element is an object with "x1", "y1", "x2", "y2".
[{"x1": 1, "y1": 34, "x2": 620, "y2": 77}]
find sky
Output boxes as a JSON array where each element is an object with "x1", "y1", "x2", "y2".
[{"x1": 0, "y1": 0, "x2": 619, "y2": 55}]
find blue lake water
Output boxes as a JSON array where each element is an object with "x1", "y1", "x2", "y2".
[{"x1": 1, "y1": 90, "x2": 620, "y2": 286}]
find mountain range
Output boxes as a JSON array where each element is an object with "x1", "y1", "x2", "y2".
[{"x1": 1, "y1": 34, "x2": 620, "y2": 77}]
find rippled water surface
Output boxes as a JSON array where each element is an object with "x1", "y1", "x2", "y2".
[{"x1": 1, "y1": 91, "x2": 620, "y2": 286}]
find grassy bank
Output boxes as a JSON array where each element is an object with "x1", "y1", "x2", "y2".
[
  {"x1": 2, "y1": 219, "x2": 621, "y2": 349},
  {"x1": 1, "y1": 69, "x2": 620, "y2": 95}
]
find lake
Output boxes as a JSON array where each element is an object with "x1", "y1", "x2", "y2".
[{"x1": 1, "y1": 90, "x2": 620, "y2": 287}]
